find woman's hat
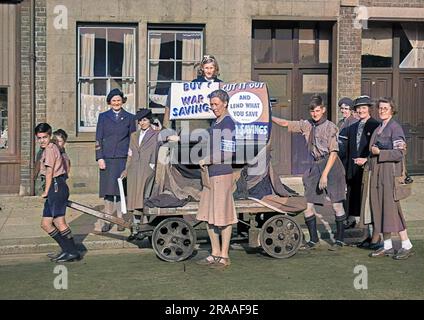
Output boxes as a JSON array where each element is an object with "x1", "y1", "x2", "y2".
[
  {"x1": 354, "y1": 95, "x2": 373, "y2": 108},
  {"x1": 135, "y1": 108, "x2": 153, "y2": 121},
  {"x1": 106, "y1": 88, "x2": 127, "y2": 104},
  {"x1": 338, "y1": 97, "x2": 354, "y2": 109}
]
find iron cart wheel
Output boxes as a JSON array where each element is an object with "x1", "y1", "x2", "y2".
[
  {"x1": 152, "y1": 217, "x2": 196, "y2": 262},
  {"x1": 260, "y1": 214, "x2": 302, "y2": 259}
]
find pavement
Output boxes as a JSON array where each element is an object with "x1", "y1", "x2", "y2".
[{"x1": 0, "y1": 176, "x2": 423, "y2": 256}]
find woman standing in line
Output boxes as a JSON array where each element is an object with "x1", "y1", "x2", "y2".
[
  {"x1": 94, "y1": 88, "x2": 136, "y2": 232},
  {"x1": 368, "y1": 98, "x2": 414, "y2": 260}
]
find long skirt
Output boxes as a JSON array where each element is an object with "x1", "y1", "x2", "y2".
[
  {"x1": 99, "y1": 158, "x2": 126, "y2": 198},
  {"x1": 369, "y1": 161, "x2": 407, "y2": 233},
  {"x1": 197, "y1": 174, "x2": 237, "y2": 227}
]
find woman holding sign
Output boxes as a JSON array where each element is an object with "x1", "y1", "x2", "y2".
[
  {"x1": 197, "y1": 89, "x2": 237, "y2": 268},
  {"x1": 193, "y1": 55, "x2": 223, "y2": 83}
]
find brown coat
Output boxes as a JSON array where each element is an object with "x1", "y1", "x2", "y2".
[
  {"x1": 368, "y1": 118, "x2": 407, "y2": 233},
  {"x1": 125, "y1": 129, "x2": 160, "y2": 211}
]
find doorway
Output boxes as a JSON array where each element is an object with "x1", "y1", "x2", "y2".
[{"x1": 252, "y1": 21, "x2": 334, "y2": 175}]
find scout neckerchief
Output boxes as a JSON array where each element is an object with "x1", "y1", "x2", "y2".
[{"x1": 307, "y1": 117, "x2": 327, "y2": 153}]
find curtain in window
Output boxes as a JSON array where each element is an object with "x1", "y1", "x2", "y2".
[
  {"x1": 122, "y1": 33, "x2": 135, "y2": 113},
  {"x1": 80, "y1": 33, "x2": 100, "y2": 127},
  {"x1": 400, "y1": 23, "x2": 424, "y2": 68},
  {"x1": 182, "y1": 34, "x2": 201, "y2": 81},
  {"x1": 149, "y1": 35, "x2": 161, "y2": 96}
]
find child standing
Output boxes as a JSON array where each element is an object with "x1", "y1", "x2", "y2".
[
  {"x1": 36, "y1": 123, "x2": 80, "y2": 262},
  {"x1": 272, "y1": 95, "x2": 347, "y2": 251}
]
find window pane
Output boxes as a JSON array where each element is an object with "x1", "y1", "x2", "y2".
[
  {"x1": 178, "y1": 61, "x2": 197, "y2": 81},
  {"x1": 79, "y1": 79, "x2": 108, "y2": 128},
  {"x1": 149, "y1": 32, "x2": 175, "y2": 60},
  {"x1": 176, "y1": 32, "x2": 202, "y2": 61},
  {"x1": 299, "y1": 28, "x2": 316, "y2": 64},
  {"x1": 148, "y1": 82, "x2": 170, "y2": 108},
  {"x1": 318, "y1": 26, "x2": 331, "y2": 64},
  {"x1": 80, "y1": 28, "x2": 106, "y2": 77},
  {"x1": 253, "y1": 28, "x2": 272, "y2": 63},
  {"x1": 302, "y1": 74, "x2": 328, "y2": 94},
  {"x1": 275, "y1": 29, "x2": 293, "y2": 63},
  {"x1": 108, "y1": 28, "x2": 135, "y2": 77},
  {"x1": 361, "y1": 27, "x2": 393, "y2": 68},
  {"x1": 0, "y1": 88, "x2": 8, "y2": 150},
  {"x1": 400, "y1": 23, "x2": 424, "y2": 68},
  {"x1": 150, "y1": 61, "x2": 175, "y2": 81}
]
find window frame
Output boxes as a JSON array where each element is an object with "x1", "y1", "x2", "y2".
[
  {"x1": 147, "y1": 26, "x2": 204, "y2": 114},
  {"x1": 0, "y1": 86, "x2": 10, "y2": 154},
  {"x1": 77, "y1": 24, "x2": 137, "y2": 133}
]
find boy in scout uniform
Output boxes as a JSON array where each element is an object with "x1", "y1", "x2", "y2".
[{"x1": 272, "y1": 95, "x2": 347, "y2": 251}]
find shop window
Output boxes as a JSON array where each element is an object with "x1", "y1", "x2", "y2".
[
  {"x1": 77, "y1": 25, "x2": 136, "y2": 132},
  {"x1": 148, "y1": 28, "x2": 203, "y2": 112},
  {"x1": 0, "y1": 88, "x2": 7, "y2": 150}
]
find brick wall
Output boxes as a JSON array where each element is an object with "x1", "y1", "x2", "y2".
[
  {"x1": 19, "y1": 0, "x2": 32, "y2": 195},
  {"x1": 35, "y1": 0, "x2": 46, "y2": 125},
  {"x1": 337, "y1": 6, "x2": 362, "y2": 102}
]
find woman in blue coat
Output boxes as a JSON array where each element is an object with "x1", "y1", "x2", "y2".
[{"x1": 94, "y1": 89, "x2": 136, "y2": 232}]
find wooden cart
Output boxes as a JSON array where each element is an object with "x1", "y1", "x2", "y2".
[{"x1": 68, "y1": 199, "x2": 303, "y2": 262}]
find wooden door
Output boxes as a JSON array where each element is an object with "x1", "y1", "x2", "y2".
[
  {"x1": 398, "y1": 73, "x2": 424, "y2": 174},
  {"x1": 0, "y1": 4, "x2": 20, "y2": 194},
  {"x1": 254, "y1": 70, "x2": 292, "y2": 175},
  {"x1": 291, "y1": 70, "x2": 330, "y2": 174},
  {"x1": 361, "y1": 73, "x2": 392, "y2": 118}
]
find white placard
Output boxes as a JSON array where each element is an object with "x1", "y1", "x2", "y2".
[
  {"x1": 117, "y1": 177, "x2": 127, "y2": 214},
  {"x1": 169, "y1": 82, "x2": 219, "y2": 120}
]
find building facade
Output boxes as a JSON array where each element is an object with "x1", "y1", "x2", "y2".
[{"x1": 1, "y1": 0, "x2": 424, "y2": 194}]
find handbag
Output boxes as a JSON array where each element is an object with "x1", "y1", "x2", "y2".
[{"x1": 393, "y1": 156, "x2": 412, "y2": 201}]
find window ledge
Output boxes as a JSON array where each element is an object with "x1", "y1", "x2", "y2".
[{"x1": 69, "y1": 132, "x2": 96, "y2": 143}]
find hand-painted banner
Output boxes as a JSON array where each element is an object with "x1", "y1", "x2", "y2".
[
  {"x1": 169, "y1": 81, "x2": 270, "y2": 141},
  {"x1": 169, "y1": 82, "x2": 219, "y2": 120},
  {"x1": 222, "y1": 82, "x2": 270, "y2": 142}
]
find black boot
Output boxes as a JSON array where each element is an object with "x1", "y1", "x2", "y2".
[
  {"x1": 48, "y1": 228, "x2": 66, "y2": 260},
  {"x1": 55, "y1": 228, "x2": 80, "y2": 262}
]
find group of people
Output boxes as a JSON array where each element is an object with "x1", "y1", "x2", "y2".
[
  {"x1": 272, "y1": 94, "x2": 414, "y2": 260},
  {"x1": 35, "y1": 53, "x2": 415, "y2": 265},
  {"x1": 93, "y1": 54, "x2": 235, "y2": 268}
]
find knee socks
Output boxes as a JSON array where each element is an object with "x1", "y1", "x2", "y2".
[
  {"x1": 305, "y1": 215, "x2": 319, "y2": 243},
  {"x1": 335, "y1": 214, "x2": 347, "y2": 243},
  {"x1": 60, "y1": 228, "x2": 79, "y2": 255},
  {"x1": 48, "y1": 228, "x2": 67, "y2": 252}
]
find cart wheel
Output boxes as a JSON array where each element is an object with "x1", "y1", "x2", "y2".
[
  {"x1": 152, "y1": 217, "x2": 196, "y2": 262},
  {"x1": 260, "y1": 214, "x2": 302, "y2": 259}
]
